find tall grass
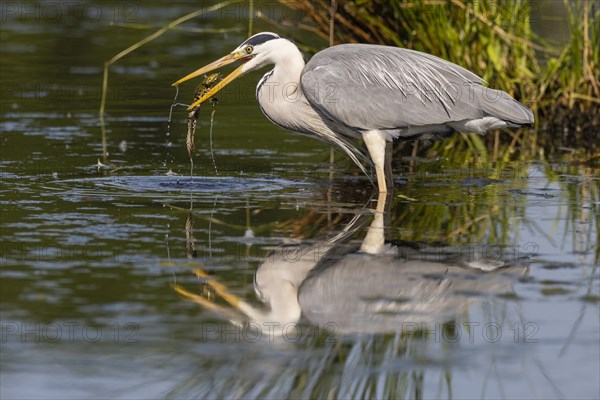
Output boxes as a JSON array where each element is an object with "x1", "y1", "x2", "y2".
[{"x1": 281, "y1": 0, "x2": 599, "y2": 155}]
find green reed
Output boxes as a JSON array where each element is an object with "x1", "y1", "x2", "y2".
[{"x1": 282, "y1": 0, "x2": 599, "y2": 155}]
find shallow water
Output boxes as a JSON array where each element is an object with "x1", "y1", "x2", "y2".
[{"x1": 1, "y1": 2, "x2": 599, "y2": 399}]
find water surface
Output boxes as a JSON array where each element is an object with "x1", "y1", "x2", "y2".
[{"x1": 1, "y1": 2, "x2": 598, "y2": 399}]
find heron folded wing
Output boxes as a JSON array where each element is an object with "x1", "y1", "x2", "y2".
[
  {"x1": 478, "y1": 87, "x2": 534, "y2": 125},
  {"x1": 300, "y1": 44, "x2": 487, "y2": 131}
]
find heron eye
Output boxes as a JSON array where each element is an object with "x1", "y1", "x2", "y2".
[{"x1": 245, "y1": 45, "x2": 253, "y2": 54}]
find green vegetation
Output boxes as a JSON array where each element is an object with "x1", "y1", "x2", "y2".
[
  {"x1": 99, "y1": 0, "x2": 598, "y2": 160},
  {"x1": 96, "y1": 1, "x2": 598, "y2": 261},
  {"x1": 282, "y1": 0, "x2": 599, "y2": 156}
]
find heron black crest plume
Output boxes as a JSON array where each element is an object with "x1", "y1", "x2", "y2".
[{"x1": 240, "y1": 32, "x2": 280, "y2": 47}]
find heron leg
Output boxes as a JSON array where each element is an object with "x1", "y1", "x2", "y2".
[
  {"x1": 360, "y1": 192, "x2": 390, "y2": 254},
  {"x1": 363, "y1": 130, "x2": 388, "y2": 193},
  {"x1": 385, "y1": 141, "x2": 393, "y2": 188}
]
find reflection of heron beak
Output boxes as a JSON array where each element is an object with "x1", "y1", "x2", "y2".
[
  {"x1": 193, "y1": 268, "x2": 241, "y2": 307},
  {"x1": 172, "y1": 52, "x2": 249, "y2": 110}
]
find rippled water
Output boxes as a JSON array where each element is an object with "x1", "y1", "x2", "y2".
[{"x1": 1, "y1": 2, "x2": 599, "y2": 399}]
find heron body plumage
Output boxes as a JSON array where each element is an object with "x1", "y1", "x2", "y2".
[
  {"x1": 253, "y1": 38, "x2": 373, "y2": 176},
  {"x1": 174, "y1": 32, "x2": 534, "y2": 192},
  {"x1": 302, "y1": 44, "x2": 533, "y2": 137}
]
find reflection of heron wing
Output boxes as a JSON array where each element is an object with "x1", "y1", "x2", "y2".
[
  {"x1": 301, "y1": 44, "x2": 532, "y2": 134},
  {"x1": 299, "y1": 253, "x2": 523, "y2": 334}
]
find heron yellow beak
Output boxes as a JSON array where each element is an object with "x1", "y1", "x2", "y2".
[{"x1": 172, "y1": 52, "x2": 248, "y2": 111}]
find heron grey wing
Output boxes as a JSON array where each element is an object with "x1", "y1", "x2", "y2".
[
  {"x1": 301, "y1": 44, "x2": 486, "y2": 131},
  {"x1": 478, "y1": 87, "x2": 534, "y2": 124}
]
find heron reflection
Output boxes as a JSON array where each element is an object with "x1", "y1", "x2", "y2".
[{"x1": 175, "y1": 195, "x2": 526, "y2": 336}]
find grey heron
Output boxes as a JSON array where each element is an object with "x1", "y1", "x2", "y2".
[
  {"x1": 173, "y1": 32, "x2": 534, "y2": 192},
  {"x1": 176, "y1": 203, "x2": 525, "y2": 336}
]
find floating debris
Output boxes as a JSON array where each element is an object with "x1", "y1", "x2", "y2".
[
  {"x1": 396, "y1": 194, "x2": 418, "y2": 202},
  {"x1": 95, "y1": 159, "x2": 113, "y2": 172}
]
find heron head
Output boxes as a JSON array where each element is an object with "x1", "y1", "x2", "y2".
[{"x1": 172, "y1": 32, "x2": 286, "y2": 110}]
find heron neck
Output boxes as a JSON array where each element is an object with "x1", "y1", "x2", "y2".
[
  {"x1": 271, "y1": 45, "x2": 305, "y2": 86},
  {"x1": 257, "y1": 47, "x2": 305, "y2": 113},
  {"x1": 237, "y1": 281, "x2": 302, "y2": 328}
]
